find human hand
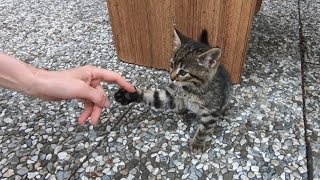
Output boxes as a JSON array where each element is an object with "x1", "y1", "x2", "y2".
[{"x1": 29, "y1": 65, "x2": 135, "y2": 125}]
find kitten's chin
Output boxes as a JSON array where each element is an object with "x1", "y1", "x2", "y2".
[
  {"x1": 171, "y1": 80, "x2": 197, "y2": 90},
  {"x1": 178, "y1": 81, "x2": 195, "y2": 89},
  {"x1": 171, "y1": 80, "x2": 181, "y2": 87}
]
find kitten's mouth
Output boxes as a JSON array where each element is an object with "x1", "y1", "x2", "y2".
[{"x1": 171, "y1": 80, "x2": 183, "y2": 87}]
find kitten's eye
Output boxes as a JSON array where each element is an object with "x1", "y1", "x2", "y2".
[{"x1": 178, "y1": 69, "x2": 188, "y2": 76}]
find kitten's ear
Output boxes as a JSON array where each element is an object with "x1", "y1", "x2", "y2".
[
  {"x1": 173, "y1": 29, "x2": 190, "y2": 50},
  {"x1": 198, "y1": 48, "x2": 222, "y2": 69},
  {"x1": 173, "y1": 29, "x2": 182, "y2": 50},
  {"x1": 198, "y1": 29, "x2": 209, "y2": 45}
]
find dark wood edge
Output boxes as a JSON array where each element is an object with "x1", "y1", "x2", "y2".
[{"x1": 255, "y1": 0, "x2": 262, "y2": 14}]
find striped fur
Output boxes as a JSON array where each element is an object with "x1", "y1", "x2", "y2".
[{"x1": 115, "y1": 29, "x2": 230, "y2": 153}]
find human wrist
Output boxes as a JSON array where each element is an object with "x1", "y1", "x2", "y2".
[{"x1": 22, "y1": 66, "x2": 48, "y2": 98}]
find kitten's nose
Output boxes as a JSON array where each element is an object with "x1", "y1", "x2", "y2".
[{"x1": 170, "y1": 74, "x2": 177, "y2": 81}]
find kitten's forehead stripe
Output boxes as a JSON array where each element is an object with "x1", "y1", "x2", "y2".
[{"x1": 173, "y1": 41, "x2": 210, "y2": 67}]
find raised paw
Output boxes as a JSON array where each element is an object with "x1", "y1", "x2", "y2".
[
  {"x1": 191, "y1": 139, "x2": 206, "y2": 154},
  {"x1": 114, "y1": 88, "x2": 141, "y2": 105}
]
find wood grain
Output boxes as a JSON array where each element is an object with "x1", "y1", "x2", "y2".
[
  {"x1": 107, "y1": 0, "x2": 259, "y2": 84},
  {"x1": 107, "y1": 0, "x2": 173, "y2": 69}
]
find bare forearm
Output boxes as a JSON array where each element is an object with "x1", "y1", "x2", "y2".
[
  {"x1": 0, "y1": 53, "x2": 137, "y2": 125},
  {"x1": 0, "y1": 53, "x2": 38, "y2": 95}
]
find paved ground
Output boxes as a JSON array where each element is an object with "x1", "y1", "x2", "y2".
[{"x1": 0, "y1": 0, "x2": 319, "y2": 179}]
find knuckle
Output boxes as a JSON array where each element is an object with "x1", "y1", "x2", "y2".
[
  {"x1": 83, "y1": 65, "x2": 94, "y2": 71},
  {"x1": 99, "y1": 93, "x2": 106, "y2": 102}
]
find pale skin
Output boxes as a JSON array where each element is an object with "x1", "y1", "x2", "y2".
[{"x1": 0, "y1": 53, "x2": 136, "y2": 125}]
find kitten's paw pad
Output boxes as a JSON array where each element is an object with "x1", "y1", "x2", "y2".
[
  {"x1": 114, "y1": 89, "x2": 140, "y2": 105},
  {"x1": 191, "y1": 141, "x2": 205, "y2": 154}
]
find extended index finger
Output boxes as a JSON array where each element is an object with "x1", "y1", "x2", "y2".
[{"x1": 93, "y1": 68, "x2": 136, "y2": 92}]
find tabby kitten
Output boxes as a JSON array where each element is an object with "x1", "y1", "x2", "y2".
[{"x1": 114, "y1": 29, "x2": 230, "y2": 153}]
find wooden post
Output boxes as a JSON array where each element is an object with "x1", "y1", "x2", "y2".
[
  {"x1": 255, "y1": 0, "x2": 263, "y2": 14},
  {"x1": 107, "y1": 0, "x2": 260, "y2": 84}
]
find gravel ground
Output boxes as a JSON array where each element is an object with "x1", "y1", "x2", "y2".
[
  {"x1": 0, "y1": 0, "x2": 318, "y2": 179},
  {"x1": 300, "y1": 0, "x2": 320, "y2": 179}
]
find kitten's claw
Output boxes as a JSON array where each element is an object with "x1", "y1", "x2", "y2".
[{"x1": 114, "y1": 88, "x2": 140, "y2": 105}]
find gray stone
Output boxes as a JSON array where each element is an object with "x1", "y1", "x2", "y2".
[
  {"x1": 4, "y1": 117, "x2": 13, "y2": 124},
  {"x1": 58, "y1": 152, "x2": 68, "y2": 160},
  {"x1": 27, "y1": 172, "x2": 39, "y2": 179},
  {"x1": 102, "y1": 176, "x2": 111, "y2": 180},
  {"x1": 10, "y1": 156, "x2": 20, "y2": 165},
  {"x1": 17, "y1": 167, "x2": 29, "y2": 175},
  {"x1": 3, "y1": 169, "x2": 14, "y2": 178},
  {"x1": 56, "y1": 171, "x2": 64, "y2": 180}
]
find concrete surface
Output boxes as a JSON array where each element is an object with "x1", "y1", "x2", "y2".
[{"x1": 0, "y1": 0, "x2": 319, "y2": 179}]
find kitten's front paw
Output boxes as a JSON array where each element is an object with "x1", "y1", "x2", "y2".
[
  {"x1": 191, "y1": 140, "x2": 205, "y2": 154},
  {"x1": 114, "y1": 88, "x2": 141, "y2": 105}
]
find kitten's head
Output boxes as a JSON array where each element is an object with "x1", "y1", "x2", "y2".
[{"x1": 169, "y1": 29, "x2": 222, "y2": 89}]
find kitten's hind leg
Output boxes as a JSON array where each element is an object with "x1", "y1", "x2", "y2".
[
  {"x1": 191, "y1": 111, "x2": 220, "y2": 153},
  {"x1": 181, "y1": 112, "x2": 197, "y2": 131}
]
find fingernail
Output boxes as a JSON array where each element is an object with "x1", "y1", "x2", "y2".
[{"x1": 105, "y1": 101, "x2": 111, "y2": 108}]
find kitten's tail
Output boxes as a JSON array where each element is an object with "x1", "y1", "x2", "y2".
[{"x1": 199, "y1": 29, "x2": 209, "y2": 46}]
